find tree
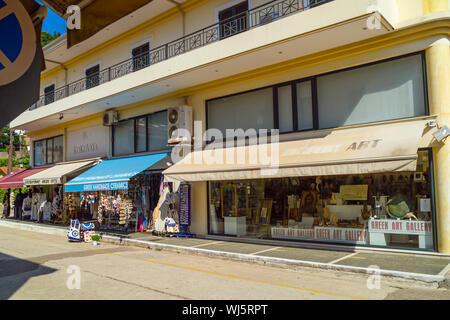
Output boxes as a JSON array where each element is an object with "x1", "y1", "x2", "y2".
[
  {"x1": 0, "y1": 126, "x2": 25, "y2": 151},
  {"x1": 41, "y1": 31, "x2": 61, "y2": 47}
]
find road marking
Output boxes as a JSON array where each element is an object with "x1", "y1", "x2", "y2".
[
  {"x1": 438, "y1": 262, "x2": 450, "y2": 277},
  {"x1": 250, "y1": 247, "x2": 281, "y2": 255},
  {"x1": 191, "y1": 241, "x2": 223, "y2": 248},
  {"x1": 93, "y1": 248, "x2": 369, "y2": 300},
  {"x1": 328, "y1": 252, "x2": 359, "y2": 265}
]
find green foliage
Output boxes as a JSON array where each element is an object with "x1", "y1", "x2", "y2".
[
  {"x1": 0, "y1": 187, "x2": 30, "y2": 204},
  {"x1": 0, "y1": 157, "x2": 30, "y2": 168},
  {"x1": 41, "y1": 31, "x2": 61, "y2": 47},
  {"x1": 0, "y1": 126, "x2": 27, "y2": 150},
  {"x1": 91, "y1": 235, "x2": 100, "y2": 241}
]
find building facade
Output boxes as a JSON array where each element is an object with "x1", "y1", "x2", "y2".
[{"x1": 11, "y1": 0, "x2": 450, "y2": 252}]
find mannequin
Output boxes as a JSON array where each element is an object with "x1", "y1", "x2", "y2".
[{"x1": 22, "y1": 191, "x2": 32, "y2": 220}]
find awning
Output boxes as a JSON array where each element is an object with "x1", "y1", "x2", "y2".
[
  {"x1": 24, "y1": 159, "x2": 99, "y2": 186},
  {"x1": 64, "y1": 152, "x2": 169, "y2": 192},
  {"x1": 163, "y1": 119, "x2": 433, "y2": 182},
  {"x1": 0, "y1": 167, "x2": 51, "y2": 189}
]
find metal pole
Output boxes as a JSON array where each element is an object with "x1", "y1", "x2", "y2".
[{"x1": 7, "y1": 127, "x2": 13, "y2": 174}]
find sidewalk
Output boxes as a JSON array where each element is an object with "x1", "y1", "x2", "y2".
[{"x1": 1, "y1": 218, "x2": 449, "y2": 288}]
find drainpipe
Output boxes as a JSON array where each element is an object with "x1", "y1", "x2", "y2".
[{"x1": 167, "y1": 0, "x2": 186, "y2": 37}]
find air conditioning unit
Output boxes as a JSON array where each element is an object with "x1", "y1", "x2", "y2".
[
  {"x1": 103, "y1": 110, "x2": 119, "y2": 126},
  {"x1": 168, "y1": 105, "x2": 192, "y2": 144}
]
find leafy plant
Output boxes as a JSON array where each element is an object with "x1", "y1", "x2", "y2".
[{"x1": 91, "y1": 235, "x2": 100, "y2": 241}]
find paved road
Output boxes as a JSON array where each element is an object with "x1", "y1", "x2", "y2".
[{"x1": 0, "y1": 225, "x2": 449, "y2": 300}]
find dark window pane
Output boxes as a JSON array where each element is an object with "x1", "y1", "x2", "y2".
[
  {"x1": 34, "y1": 140, "x2": 46, "y2": 166},
  {"x1": 44, "y1": 84, "x2": 55, "y2": 105},
  {"x1": 85, "y1": 64, "x2": 100, "y2": 89},
  {"x1": 53, "y1": 136, "x2": 64, "y2": 163},
  {"x1": 132, "y1": 43, "x2": 150, "y2": 71},
  {"x1": 148, "y1": 111, "x2": 168, "y2": 151},
  {"x1": 219, "y1": 1, "x2": 248, "y2": 39},
  {"x1": 136, "y1": 117, "x2": 147, "y2": 153},
  {"x1": 113, "y1": 120, "x2": 135, "y2": 156}
]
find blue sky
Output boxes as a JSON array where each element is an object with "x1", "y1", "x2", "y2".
[{"x1": 37, "y1": 1, "x2": 66, "y2": 35}]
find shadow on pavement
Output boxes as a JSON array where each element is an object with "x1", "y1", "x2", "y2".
[{"x1": 0, "y1": 252, "x2": 57, "y2": 300}]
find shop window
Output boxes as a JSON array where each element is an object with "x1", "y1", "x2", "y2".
[
  {"x1": 53, "y1": 136, "x2": 64, "y2": 163},
  {"x1": 113, "y1": 119, "x2": 134, "y2": 156},
  {"x1": 44, "y1": 84, "x2": 55, "y2": 105},
  {"x1": 317, "y1": 54, "x2": 426, "y2": 129},
  {"x1": 148, "y1": 111, "x2": 168, "y2": 152},
  {"x1": 208, "y1": 150, "x2": 435, "y2": 251},
  {"x1": 132, "y1": 42, "x2": 150, "y2": 71},
  {"x1": 218, "y1": 1, "x2": 248, "y2": 40},
  {"x1": 113, "y1": 111, "x2": 169, "y2": 157},
  {"x1": 34, "y1": 140, "x2": 46, "y2": 166},
  {"x1": 296, "y1": 80, "x2": 314, "y2": 131},
  {"x1": 277, "y1": 85, "x2": 293, "y2": 133},
  {"x1": 136, "y1": 117, "x2": 147, "y2": 153},
  {"x1": 207, "y1": 87, "x2": 274, "y2": 141},
  {"x1": 33, "y1": 135, "x2": 63, "y2": 166},
  {"x1": 85, "y1": 64, "x2": 100, "y2": 89}
]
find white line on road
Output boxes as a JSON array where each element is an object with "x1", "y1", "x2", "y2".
[
  {"x1": 191, "y1": 241, "x2": 223, "y2": 248},
  {"x1": 328, "y1": 252, "x2": 359, "y2": 265},
  {"x1": 250, "y1": 247, "x2": 281, "y2": 255},
  {"x1": 438, "y1": 262, "x2": 450, "y2": 276}
]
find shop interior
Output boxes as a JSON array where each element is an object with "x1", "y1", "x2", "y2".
[{"x1": 208, "y1": 150, "x2": 435, "y2": 250}]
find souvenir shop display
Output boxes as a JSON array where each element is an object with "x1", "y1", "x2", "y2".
[
  {"x1": 208, "y1": 150, "x2": 435, "y2": 249},
  {"x1": 67, "y1": 219, "x2": 96, "y2": 242},
  {"x1": 22, "y1": 192, "x2": 32, "y2": 219}
]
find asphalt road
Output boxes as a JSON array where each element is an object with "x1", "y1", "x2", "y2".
[{"x1": 0, "y1": 225, "x2": 449, "y2": 300}]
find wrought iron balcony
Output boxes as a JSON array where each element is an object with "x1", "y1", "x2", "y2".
[{"x1": 30, "y1": 0, "x2": 333, "y2": 110}]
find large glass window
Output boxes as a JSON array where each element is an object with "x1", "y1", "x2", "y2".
[
  {"x1": 113, "y1": 111, "x2": 168, "y2": 156},
  {"x1": 317, "y1": 54, "x2": 426, "y2": 129},
  {"x1": 148, "y1": 111, "x2": 168, "y2": 151},
  {"x1": 33, "y1": 135, "x2": 63, "y2": 166},
  {"x1": 206, "y1": 52, "x2": 427, "y2": 137},
  {"x1": 208, "y1": 150, "x2": 435, "y2": 251},
  {"x1": 207, "y1": 87, "x2": 274, "y2": 140},
  {"x1": 113, "y1": 120, "x2": 134, "y2": 156}
]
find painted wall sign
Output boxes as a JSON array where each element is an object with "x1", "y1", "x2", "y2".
[{"x1": 67, "y1": 126, "x2": 107, "y2": 161}]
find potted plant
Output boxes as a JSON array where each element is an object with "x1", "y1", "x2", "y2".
[{"x1": 91, "y1": 234, "x2": 100, "y2": 246}]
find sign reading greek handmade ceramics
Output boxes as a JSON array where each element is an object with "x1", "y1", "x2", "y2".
[{"x1": 67, "y1": 126, "x2": 107, "y2": 161}]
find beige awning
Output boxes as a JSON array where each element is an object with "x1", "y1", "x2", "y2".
[
  {"x1": 24, "y1": 159, "x2": 99, "y2": 186},
  {"x1": 163, "y1": 118, "x2": 434, "y2": 182}
]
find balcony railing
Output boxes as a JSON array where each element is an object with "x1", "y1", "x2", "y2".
[{"x1": 30, "y1": 0, "x2": 333, "y2": 110}]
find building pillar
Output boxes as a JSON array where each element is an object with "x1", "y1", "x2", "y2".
[
  {"x1": 422, "y1": 0, "x2": 448, "y2": 14},
  {"x1": 426, "y1": 37, "x2": 450, "y2": 253}
]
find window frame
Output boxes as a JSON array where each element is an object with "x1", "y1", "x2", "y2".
[
  {"x1": 205, "y1": 51, "x2": 429, "y2": 136},
  {"x1": 33, "y1": 135, "x2": 64, "y2": 167},
  {"x1": 84, "y1": 62, "x2": 101, "y2": 90},
  {"x1": 130, "y1": 39, "x2": 151, "y2": 72},
  {"x1": 43, "y1": 82, "x2": 56, "y2": 105},
  {"x1": 112, "y1": 110, "x2": 169, "y2": 158}
]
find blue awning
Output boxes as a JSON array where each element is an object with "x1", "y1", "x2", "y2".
[{"x1": 64, "y1": 153, "x2": 169, "y2": 192}]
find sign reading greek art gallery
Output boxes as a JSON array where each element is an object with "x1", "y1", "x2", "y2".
[
  {"x1": 67, "y1": 126, "x2": 107, "y2": 161},
  {"x1": 369, "y1": 219, "x2": 432, "y2": 235},
  {"x1": 271, "y1": 227, "x2": 367, "y2": 245}
]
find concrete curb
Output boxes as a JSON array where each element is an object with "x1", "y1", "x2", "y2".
[{"x1": 1, "y1": 220, "x2": 448, "y2": 288}]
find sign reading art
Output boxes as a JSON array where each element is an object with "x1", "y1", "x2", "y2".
[{"x1": 67, "y1": 126, "x2": 107, "y2": 161}]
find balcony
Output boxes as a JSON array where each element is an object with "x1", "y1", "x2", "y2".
[
  {"x1": 30, "y1": 0, "x2": 334, "y2": 110},
  {"x1": 14, "y1": 0, "x2": 395, "y2": 131}
]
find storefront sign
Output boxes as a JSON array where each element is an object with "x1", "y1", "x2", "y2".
[
  {"x1": 314, "y1": 227, "x2": 368, "y2": 245},
  {"x1": 79, "y1": 181, "x2": 129, "y2": 191},
  {"x1": 271, "y1": 227, "x2": 315, "y2": 240},
  {"x1": 25, "y1": 178, "x2": 60, "y2": 185},
  {"x1": 369, "y1": 219, "x2": 432, "y2": 235},
  {"x1": 67, "y1": 126, "x2": 107, "y2": 161}
]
